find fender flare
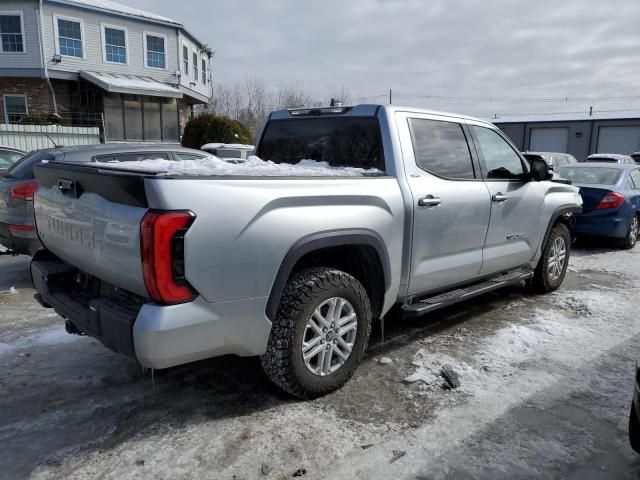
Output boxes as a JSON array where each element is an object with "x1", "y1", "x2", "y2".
[
  {"x1": 537, "y1": 205, "x2": 582, "y2": 257},
  {"x1": 265, "y1": 229, "x2": 391, "y2": 321}
]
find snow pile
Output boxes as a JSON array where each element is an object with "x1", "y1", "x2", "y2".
[
  {"x1": 91, "y1": 155, "x2": 384, "y2": 177},
  {"x1": 201, "y1": 143, "x2": 255, "y2": 151}
]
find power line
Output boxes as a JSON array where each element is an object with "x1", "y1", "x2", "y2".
[{"x1": 357, "y1": 92, "x2": 640, "y2": 103}]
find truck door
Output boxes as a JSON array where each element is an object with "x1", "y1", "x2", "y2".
[
  {"x1": 467, "y1": 123, "x2": 546, "y2": 274},
  {"x1": 397, "y1": 113, "x2": 492, "y2": 294}
]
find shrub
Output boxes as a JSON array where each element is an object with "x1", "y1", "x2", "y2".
[
  {"x1": 18, "y1": 113, "x2": 62, "y2": 126},
  {"x1": 181, "y1": 114, "x2": 252, "y2": 149}
]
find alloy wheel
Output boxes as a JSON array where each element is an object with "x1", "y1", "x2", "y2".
[{"x1": 548, "y1": 236, "x2": 567, "y2": 281}]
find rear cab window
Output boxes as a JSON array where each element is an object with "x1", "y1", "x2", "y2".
[
  {"x1": 408, "y1": 118, "x2": 476, "y2": 179},
  {"x1": 257, "y1": 116, "x2": 385, "y2": 172}
]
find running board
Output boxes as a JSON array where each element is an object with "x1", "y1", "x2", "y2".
[{"x1": 402, "y1": 268, "x2": 533, "y2": 317}]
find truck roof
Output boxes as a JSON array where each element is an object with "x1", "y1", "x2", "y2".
[{"x1": 269, "y1": 104, "x2": 496, "y2": 127}]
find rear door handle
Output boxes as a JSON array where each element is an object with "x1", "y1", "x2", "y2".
[
  {"x1": 492, "y1": 193, "x2": 508, "y2": 202},
  {"x1": 418, "y1": 195, "x2": 441, "y2": 207}
]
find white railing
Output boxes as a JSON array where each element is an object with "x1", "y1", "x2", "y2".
[{"x1": 0, "y1": 123, "x2": 102, "y2": 151}]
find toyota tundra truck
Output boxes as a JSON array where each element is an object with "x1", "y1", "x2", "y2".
[{"x1": 30, "y1": 105, "x2": 582, "y2": 399}]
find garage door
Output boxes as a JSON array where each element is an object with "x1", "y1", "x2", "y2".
[
  {"x1": 529, "y1": 127, "x2": 569, "y2": 152},
  {"x1": 597, "y1": 126, "x2": 640, "y2": 154}
]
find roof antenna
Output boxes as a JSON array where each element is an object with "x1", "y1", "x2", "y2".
[{"x1": 44, "y1": 132, "x2": 62, "y2": 149}]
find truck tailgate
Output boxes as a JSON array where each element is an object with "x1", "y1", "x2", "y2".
[{"x1": 33, "y1": 162, "x2": 150, "y2": 297}]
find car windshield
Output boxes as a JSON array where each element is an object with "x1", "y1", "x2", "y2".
[
  {"x1": 257, "y1": 117, "x2": 385, "y2": 171},
  {"x1": 5, "y1": 151, "x2": 54, "y2": 179},
  {"x1": 557, "y1": 166, "x2": 621, "y2": 185}
]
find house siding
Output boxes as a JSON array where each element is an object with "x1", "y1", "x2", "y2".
[
  {"x1": 41, "y1": 3, "x2": 180, "y2": 85},
  {"x1": 0, "y1": 0, "x2": 43, "y2": 70}
]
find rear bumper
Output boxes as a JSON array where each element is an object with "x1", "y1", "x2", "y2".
[
  {"x1": 31, "y1": 254, "x2": 272, "y2": 369},
  {"x1": 0, "y1": 221, "x2": 41, "y2": 255},
  {"x1": 571, "y1": 213, "x2": 628, "y2": 238}
]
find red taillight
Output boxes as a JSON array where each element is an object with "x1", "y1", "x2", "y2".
[
  {"x1": 140, "y1": 210, "x2": 196, "y2": 304},
  {"x1": 10, "y1": 182, "x2": 39, "y2": 200},
  {"x1": 596, "y1": 192, "x2": 625, "y2": 210}
]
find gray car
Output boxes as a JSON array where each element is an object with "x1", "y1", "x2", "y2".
[
  {"x1": 0, "y1": 144, "x2": 212, "y2": 255},
  {"x1": 586, "y1": 154, "x2": 636, "y2": 165},
  {"x1": 30, "y1": 105, "x2": 582, "y2": 398}
]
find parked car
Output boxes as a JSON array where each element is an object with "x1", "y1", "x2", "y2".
[
  {"x1": 0, "y1": 146, "x2": 26, "y2": 174},
  {"x1": 631, "y1": 152, "x2": 640, "y2": 164},
  {"x1": 630, "y1": 360, "x2": 640, "y2": 453},
  {"x1": 201, "y1": 143, "x2": 255, "y2": 160},
  {"x1": 523, "y1": 152, "x2": 578, "y2": 170},
  {"x1": 557, "y1": 163, "x2": 640, "y2": 248},
  {"x1": 0, "y1": 144, "x2": 212, "y2": 255},
  {"x1": 585, "y1": 154, "x2": 636, "y2": 165},
  {"x1": 30, "y1": 105, "x2": 582, "y2": 398}
]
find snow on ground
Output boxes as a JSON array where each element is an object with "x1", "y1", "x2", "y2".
[{"x1": 91, "y1": 155, "x2": 384, "y2": 177}]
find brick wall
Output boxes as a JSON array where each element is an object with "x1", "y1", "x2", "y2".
[{"x1": 0, "y1": 77, "x2": 75, "y2": 121}]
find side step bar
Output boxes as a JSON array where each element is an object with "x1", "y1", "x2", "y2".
[{"x1": 402, "y1": 268, "x2": 533, "y2": 317}]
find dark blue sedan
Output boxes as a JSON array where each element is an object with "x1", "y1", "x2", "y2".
[{"x1": 557, "y1": 163, "x2": 640, "y2": 249}]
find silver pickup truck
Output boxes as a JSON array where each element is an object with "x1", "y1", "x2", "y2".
[{"x1": 30, "y1": 105, "x2": 582, "y2": 399}]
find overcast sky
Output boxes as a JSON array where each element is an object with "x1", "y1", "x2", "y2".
[{"x1": 128, "y1": 0, "x2": 640, "y2": 118}]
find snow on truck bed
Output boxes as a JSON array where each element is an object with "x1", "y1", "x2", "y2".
[{"x1": 90, "y1": 155, "x2": 384, "y2": 177}]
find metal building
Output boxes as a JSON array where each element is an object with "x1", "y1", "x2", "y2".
[{"x1": 492, "y1": 111, "x2": 640, "y2": 161}]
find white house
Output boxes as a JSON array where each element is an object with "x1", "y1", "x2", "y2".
[{"x1": 0, "y1": 0, "x2": 213, "y2": 142}]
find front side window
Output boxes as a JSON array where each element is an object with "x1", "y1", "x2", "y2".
[
  {"x1": 409, "y1": 118, "x2": 475, "y2": 179},
  {"x1": 0, "y1": 13, "x2": 24, "y2": 52},
  {"x1": 201, "y1": 58, "x2": 207, "y2": 84},
  {"x1": 146, "y1": 34, "x2": 165, "y2": 69},
  {"x1": 182, "y1": 45, "x2": 189, "y2": 75},
  {"x1": 104, "y1": 26, "x2": 126, "y2": 64},
  {"x1": 57, "y1": 18, "x2": 83, "y2": 58},
  {"x1": 193, "y1": 52, "x2": 198, "y2": 82},
  {"x1": 258, "y1": 117, "x2": 385, "y2": 171},
  {"x1": 472, "y1": 125, "x2": 526, "y2": 180},
  {"x1": 3, "y1": 94, "x2": 27, "y2": 123}
]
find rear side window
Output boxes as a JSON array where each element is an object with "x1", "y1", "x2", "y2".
[
  {"x1": 630, "y1": 170, "x2": 640, "y2": 189},
  {"x1": 175, "y1": 153, "x2": 206, "y2": 161},
  {"x1": 409, "y1": 119, "x2": 475, "y2": 179},
  {"x1": 257, "y1": 117, "x2": 384, "y2": 171}
]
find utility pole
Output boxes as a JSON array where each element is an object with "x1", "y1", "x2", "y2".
[{"x1": 389, "y1": 89, "x2": 392, "y2": 105}]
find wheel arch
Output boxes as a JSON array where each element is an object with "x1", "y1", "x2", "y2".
[
  {"x1": 535, "y1": 205, "x2": 581, "y2": 261},
  {"x1": 266, "y1": 229, "x2": 391, "y2": 322}
]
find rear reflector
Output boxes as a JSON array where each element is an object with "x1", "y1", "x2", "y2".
[
  {"x1": 140, "y1": 210, "x2": 196, "y2": 304},
  {"x1": 596, "y1": 192, "x2": 625, "y2": 210},
  {"x1": 9, "y1": 224, "x2": 36, "y2": 238},
  {"x1": 10, "y1": 182, "x2": 39, "y2": 200}
]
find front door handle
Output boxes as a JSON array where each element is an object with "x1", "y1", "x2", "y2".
[
  {"x1": 418, "y1": 195, "x2": 441, "y2": 207},
  {"x1": 492, "y1": 193, "x2": 508, "y2": 202}
]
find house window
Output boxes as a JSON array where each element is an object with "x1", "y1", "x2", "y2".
[
  {"x1": 103, "y1": 93, "x2": 178, "y2": 142},
  {"x1": 201, "y1": 58, "x2": 207, "y2": 84},
  {"x1": 56, "y1": 17, "x2": 84, "y2": 58},
  {"x1": 182, "y1": 45, "x2": 189, "y2": 75},
  {"x1": 0, "y1": 12, "x2": 24, "y2": 53},
  {"x1": 103, "y1": 25, "x2": 127, "y2": 64},
  {"x1": 145, "y1": 33, "x2": 166, "y2": 69},
  {"x1": 3, "y1": 94, "x2": 28, "y2": 124},
  {"x1": 193, "y1": 52, "x2": 198, "y2": 83}
]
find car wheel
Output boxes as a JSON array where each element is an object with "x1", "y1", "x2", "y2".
[
  {"x1": 261, "y1": 267, "x2": 372, "y2": 399},
  {"x1": 619, "y1": 215, "x2": 639, "y2": 250},
  {"x1": 530, "y1": 222, "x2": 571, "y2": 293},
  {"x1": 630, "y1": 404, "x2": 640, "y2": 453}
]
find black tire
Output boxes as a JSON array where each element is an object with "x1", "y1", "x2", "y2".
[
  {"x1": 619, "y1": 215, "x2": 639, "y2": 250},
  {"x1": 629, "y1": 404, "x2": 640, "y2": 453},
  {"x1": 261, "y1": 267, "x2": 372, "y2": 399},
  {"x1": 530, "y1": 222, "x2": 571, "y2": 293}
]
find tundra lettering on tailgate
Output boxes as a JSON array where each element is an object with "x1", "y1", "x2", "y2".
[{"x1": 46, "y1": 217, "x2": 104, "y2": 251}]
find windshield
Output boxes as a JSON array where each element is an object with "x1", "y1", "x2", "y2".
[
  {"x1": 5, "y1": 151, "x2": 54, "y2": 179},
  {"x1": 257, "y1": 117, "x2": 385, "y2": 171},
  {"x1": 557, "y1": 166, "x2": 622, "y2": 185}
]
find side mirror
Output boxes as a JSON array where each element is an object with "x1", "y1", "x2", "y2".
[{"x1": 530, "y1": 158, "x2": 552, "y2": 182}]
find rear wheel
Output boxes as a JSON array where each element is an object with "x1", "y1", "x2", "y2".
[
  {"x1": 629, "y1": 404, "x2": 640, "y2": 453},
  {"x1": 261, "y1": 267, "x2": 372, "y2": 399},
  {"x1": 530, "y1": 223, "x2": 571, "y2": 293},
  {"x1": 619, "y1": 215, "x2": 639, "y2": 250}
]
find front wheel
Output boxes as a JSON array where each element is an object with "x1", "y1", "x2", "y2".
[
  {"x1": 630, "y1": 404, "x2": 640, "y2": 453},
  {"x1": 530, "y1": 222, "x2": 571, "y2": 293},
  {"x1": 619, "y1": 215, "x2": 639, "y2": 250},
  {"x1": 261, "y1": 267, "x2": 372, "y2": 399}
]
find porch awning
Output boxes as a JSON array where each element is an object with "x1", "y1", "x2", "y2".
[{"x1": 79, "y1": 71, "x2": 183, "y2": 99}]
